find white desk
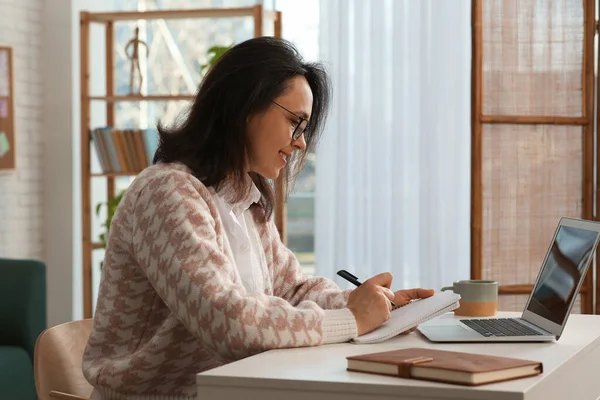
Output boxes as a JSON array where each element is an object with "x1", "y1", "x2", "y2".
[{"x1": 197, "y1": 312, "x2": 600, "y2": 400}]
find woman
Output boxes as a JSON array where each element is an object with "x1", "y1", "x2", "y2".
[{"x1": 83, "y1": 36, "x2": 433, "y2": 400}]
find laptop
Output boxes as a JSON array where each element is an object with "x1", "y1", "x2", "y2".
[{"x1": 418, "y1": 217, "x2": 600, "y2": 342}]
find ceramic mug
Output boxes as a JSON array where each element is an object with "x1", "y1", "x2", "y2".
[{"x1": 441, "y1": 280, "x2": 498, "y2": 317}]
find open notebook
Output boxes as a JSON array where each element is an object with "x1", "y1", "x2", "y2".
[{"x1": 352, "y1": 291, "x2": 461, "y2": 344}]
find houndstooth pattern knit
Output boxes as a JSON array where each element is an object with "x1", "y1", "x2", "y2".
[{"x1": 82, "y1": 162, "x2": 357, "y2": 400}]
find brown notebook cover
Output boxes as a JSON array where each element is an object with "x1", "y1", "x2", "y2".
[{"x1": 346, "y1": 347, "x2": 543, "y2": 386}]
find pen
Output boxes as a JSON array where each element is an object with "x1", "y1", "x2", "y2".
[{"x1": 337, "y1": 269, "x2": 397, "y2": 308}]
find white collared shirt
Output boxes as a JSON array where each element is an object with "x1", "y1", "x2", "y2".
[{"x1": 209, "y1": 179, "x2": 265, "y2": 293}]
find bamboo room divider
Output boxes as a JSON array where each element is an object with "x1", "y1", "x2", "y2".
[{"x1": 471, "y1": 0, "x2": 596, "y2": 313}]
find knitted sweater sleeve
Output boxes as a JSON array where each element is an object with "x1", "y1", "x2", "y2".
[
  {"x1": 131, "y1": 171, "x2": 357, "y2": 361},
  {"x1": 268, "y1": 221, "x2": 353, "y2": 310}
]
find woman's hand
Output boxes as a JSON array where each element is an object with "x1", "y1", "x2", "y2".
[
  {"x1": 347, "y1": 272, "x2": 396, "y2": 336},
  {"x1": 393, "y1": 288, "x2": 435, "y2": 335},
  {"x1": 393, "y1": 288, "x2": 435, "y2": 308}
]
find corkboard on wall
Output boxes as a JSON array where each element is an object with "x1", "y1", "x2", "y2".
[{"x1": 0, "y1": 46, "x2": 14, "y2": 171}]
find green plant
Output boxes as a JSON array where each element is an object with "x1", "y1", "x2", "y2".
[
  {"x1": 95, "y1": 189, "x2": 126, "y2": 249},
  {"x1": 201, "y1": 44, "x2": 233, "y2": 72}
]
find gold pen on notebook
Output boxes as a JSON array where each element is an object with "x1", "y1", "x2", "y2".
[{"x1": 337, "y1": 270, "x2": 397, "y2": 308}]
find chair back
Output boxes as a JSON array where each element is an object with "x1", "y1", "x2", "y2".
[
  {"x1": 0, "y1": 257, "x2": 46, "y2": 359},
  {"x1": 34, "y1": 319, "x2": 94, "y2": 400}
]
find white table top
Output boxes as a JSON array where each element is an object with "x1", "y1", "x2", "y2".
[{"x1": 197, "y1": 312, "x2": 600, "y2": 400}]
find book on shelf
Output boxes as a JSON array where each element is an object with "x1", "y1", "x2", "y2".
[
  {"x1": 346, "y1": 347, "x2": 543, "y2": 386},
  {"x1": 91, "y1": 127, "x2": 159, "y2": 174}
]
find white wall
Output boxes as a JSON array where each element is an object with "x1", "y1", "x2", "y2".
[
  {"x1": 42, "y1": 0, "x2": 78, "y2": 327},
  {"x1": 42, "y1": 0, "x2": 118, "y2": 326},
  {"x1": 0, "y1": 1, "x2": 45, "y2": 258}
]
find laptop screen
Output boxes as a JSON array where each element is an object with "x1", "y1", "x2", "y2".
[{"x1": 526, "y1": 225, "x2": 599, "y2": 326}]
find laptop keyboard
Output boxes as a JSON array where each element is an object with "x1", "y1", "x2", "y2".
[{"x1": 460, "y1": 318, "x2": 544, "y2": 337}]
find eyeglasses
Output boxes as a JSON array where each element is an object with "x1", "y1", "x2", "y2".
[{"x1": 272, "y1": 101, "x2": 309, "y2": 141}]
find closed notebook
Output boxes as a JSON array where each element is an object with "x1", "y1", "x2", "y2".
[
  {"x1": 346, "y1": 347, "x2": 543, "y2": 386},
  {"x1": 353, "y1": 291, "x2": 460, "y2": 344}
]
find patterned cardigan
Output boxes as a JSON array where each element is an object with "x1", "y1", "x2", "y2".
[{"x1": 82, "y1": 162, "x2": 357, "y2": 400}]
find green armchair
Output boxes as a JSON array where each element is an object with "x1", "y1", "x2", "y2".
[{"x1": 0, "y1": 258, "x2": 47, "y2": 400}]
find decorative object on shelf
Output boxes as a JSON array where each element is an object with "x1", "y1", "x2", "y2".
[
  {"x1": 124, "y1": 27, "x2": 148, "y2": 95},
  {"x1": 95, "y1": 189, "x2": 126, "y2": 249},
  {"x1": 0, "y1": 46, "x2": 14, "y2": 171},
  {"x1": 201, "y1": 44, "x2": 233, "y2": 74}
]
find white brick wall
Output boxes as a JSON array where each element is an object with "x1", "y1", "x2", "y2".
[{"x1": 0, "y1": 0, "x2": 45, "y2": 259}]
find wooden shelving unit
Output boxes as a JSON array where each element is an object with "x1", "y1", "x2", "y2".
[{"x1": 80, "y1": 5, "x2": 284, "y2": 318}]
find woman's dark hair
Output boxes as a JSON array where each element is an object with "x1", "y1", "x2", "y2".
[{"x1": 153, "y1": 36, "x2": 331, "y2": 222}]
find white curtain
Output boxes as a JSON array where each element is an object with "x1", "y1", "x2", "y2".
[{"x1": 315, "y1": 0, "x2": 471, "y2": 291}]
